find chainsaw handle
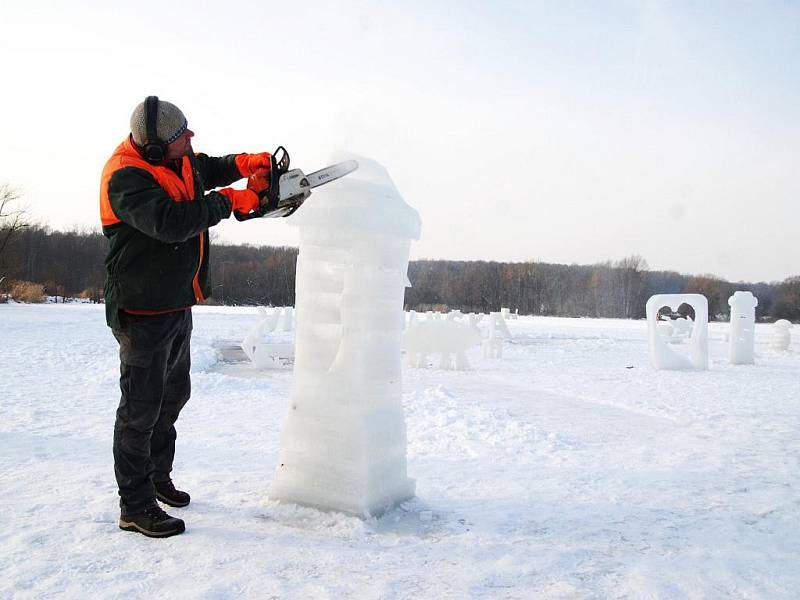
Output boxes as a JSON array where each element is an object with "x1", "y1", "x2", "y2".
[
  {"x1": 272, "y1": 146, "x2": 290, "y2": 173},
  {"x1": 234, "y1": 146, "x2": 290, "y2": 221},
  {"x1": 263, "y1": 146, "x2": 289, "y2": 214}
]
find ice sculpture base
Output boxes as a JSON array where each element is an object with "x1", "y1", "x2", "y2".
[{"x1": 270, "y1": 474, "x2": 415, "y2": 519}]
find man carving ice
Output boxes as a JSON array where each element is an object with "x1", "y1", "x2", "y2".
[{"x1": 99, "y1": 96, "x2": 298, "y2": 537}]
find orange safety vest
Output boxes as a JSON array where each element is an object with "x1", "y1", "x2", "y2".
[{"x1": 99, "y1": 137, "x2": 205, "y2": 303}]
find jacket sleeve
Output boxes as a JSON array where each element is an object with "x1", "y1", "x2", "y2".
[
  {"x1": 193, "y1": 153, "x2": 243, "y2": 189},
  {"x1": 107, "y1": 166, "x2": 232, "y2": 243}
]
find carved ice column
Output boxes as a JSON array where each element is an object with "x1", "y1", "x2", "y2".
[
  {"x1": 728, "y1": 291, "x2": 758, "y2": 365},
  {"x1": 269, "y1": 156, "x2": 420, "y2": 517}
]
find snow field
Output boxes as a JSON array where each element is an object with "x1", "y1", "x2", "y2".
[{"x1": 1, "y1": 304, "x2": 799, "y2": 598}]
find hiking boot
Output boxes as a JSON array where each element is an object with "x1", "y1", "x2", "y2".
[
  {"x1": 155, "y1": 480, "x2": 191, "y2": 508},
  {"x1": 119, "y1": 505, "x2": 185, "y2": 538}
]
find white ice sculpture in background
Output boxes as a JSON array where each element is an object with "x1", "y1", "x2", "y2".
[
  {"x1": 467, "y1": 313, "x2": 485, "y2": 332},
  {"x1": 489, "y1": 312, "x2": 512, "y2": 339},
  {"x1": 728, "y1": 291, "x2": 758, "y2": 365},
  {"x1": 646, "y1": 294, "x2": 708, "y2": 370},
  {"x1": 402, "y1": 317, "x2": 480, "y2": 369},
  {"x1": 771, "y1": 319, "x2": 792, "y2": 351},
  {"x1": 482, "y1": 312, "x2": 512, "y2": 359},
  {"x1": 656, "y1": 319, "x2": 675, "y2": 339},
  {"x1": 482, "y1": 322, "x2": 504, "y2": 359},
  {"x1": 656, "y1": 315, "x2": 693, "y2": 342},
  {"x1": 671, "y1": 316, "x2": 694, "y2": 338},
  {"x1": 269, "y1": 154, "x2": 419, "y2": 517},
  {"x1": 241, "y1": 307, "x2": 294, "y2": 369}
]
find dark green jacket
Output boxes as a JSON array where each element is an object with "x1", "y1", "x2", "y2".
[{"x1": 100, "y1": 137, "x2": 241, "y2": 329}]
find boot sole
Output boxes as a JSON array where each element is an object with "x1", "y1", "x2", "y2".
[
  {"x1": 155, "y1": 491, "x2": 190, "y2": 508},
  {"x1": 119, "y1": 518, "x2": 185, "y2": 538}
]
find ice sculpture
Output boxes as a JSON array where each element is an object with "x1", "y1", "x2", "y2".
[
  {"x1": 481, "y1": 312, "x2": 510, "y2": 359},
  {"x1": 728, "y1": 291, "x2": 758, "y2": 364},
  {"x1": 240, "y1": 307, "x2": 295, "y2": 369},
  {"x1": 467, "y1": 313, "x2": 485, "y2": 332},
  {"x1": 671, "y1": 316, "x2": 694, "y2": 338},
  {"x1": 500, "y1": 307, "x2": 519, "y2": 321},
  {"x1": 269, "y1": 154, "x2": 420, "y2": 517},
  {"x1": 645, "y1": 294, "x2": 708, "y2": 370},
  {"x1": 402, "y1": 317, "x2": 480, "y2": 369},
  {"x1": 488, "y1": 312, "x2": 512, "y2": 339},
  {"x1": 772, "y1": 319, "x2": 792, "y2": 351},
  {"x1": 482, "y1": 322, "x2": 504, "y2": 359},
  {"x1": 656, "y1": 319, "x2": 675, "y2": 339}
]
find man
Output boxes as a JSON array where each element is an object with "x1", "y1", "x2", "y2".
[{"x1": 100, "y1": 96, "x2": 283, "y2": 538}]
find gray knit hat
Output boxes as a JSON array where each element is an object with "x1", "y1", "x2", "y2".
[{"x1": 129, "y1": 98, "x2": 188, "y2": 146}]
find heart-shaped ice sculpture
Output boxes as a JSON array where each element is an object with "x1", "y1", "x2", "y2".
[{"x1": 645, "y1": 294, "x2": 708, "y2": 370}]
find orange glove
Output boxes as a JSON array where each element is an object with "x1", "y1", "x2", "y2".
[
  {"x1": 247, "y1": 171, "x2": 270, "y2": 197},
  {"x1": 219, "y1": 188, "x2": 259, "y2": 214},
  {"x1": 235, "y1": 152, "x2": 272, "y2": 178}
]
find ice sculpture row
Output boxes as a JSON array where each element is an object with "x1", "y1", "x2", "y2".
[
  {"x1": 646, "y1": 291, "x2": 788, "y2": 370},
  {"x1": 259, "y1": 144, "x2": 787, "y2": 519}
]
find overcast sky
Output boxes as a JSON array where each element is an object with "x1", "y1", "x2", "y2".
[{"x1": 1, "y1": 1, "x2": 797, "y2": 282}]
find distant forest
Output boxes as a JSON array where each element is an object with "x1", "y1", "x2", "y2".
[{"x1": 1, "y1": 225, "x2": 799, "y2": 321}]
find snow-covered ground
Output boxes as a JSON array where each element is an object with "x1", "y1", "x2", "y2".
[{"x1": 1, "y1": 303, "x2": 798, "y2": 599}]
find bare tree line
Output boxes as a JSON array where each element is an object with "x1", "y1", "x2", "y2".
[
  {"x1": 405, "y1": 257, "x2": 797, "y2": 321},
  {"x1": 0, "y1": 185, "x2": 28, "y2": 263},
  {"x1": 1, "y1": 221, "x2": 798, "y2": 321}
]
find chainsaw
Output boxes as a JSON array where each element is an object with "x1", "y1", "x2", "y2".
[{"x1": 234, "y1": 147, "x2": 358, "y2": 220}]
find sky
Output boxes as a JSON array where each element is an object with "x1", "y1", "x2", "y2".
[{"x1": 0, "y1": 0, "x2": 797, "y2": 283}]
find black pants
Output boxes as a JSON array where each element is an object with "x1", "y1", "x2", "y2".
[{"x1": 112, "y1": 310, "x2": 192, "y2": 515}]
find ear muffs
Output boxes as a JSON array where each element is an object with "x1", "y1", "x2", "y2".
[{"x1": 142, "y1": 95, "x2": 166, "y2": 163}]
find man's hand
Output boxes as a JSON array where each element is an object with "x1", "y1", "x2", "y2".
[
  {"x1": 235, "y1": 152, "x2": 272, "y2": 178},
  {"x1": 248, "y1": 167, "x2": 286, "y2": 214},
  {"x1": 247, "y1": 171, "x2": 270, "y2": 199},
  {"x1": 231, "y1": 146, "x2": 295, "y2": 220},
  {"x1": 218, "y1": 188, "x2": 259, "y2": 215}
]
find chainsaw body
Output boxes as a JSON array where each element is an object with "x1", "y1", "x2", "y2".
[{"x1": 234, "y1": 147, "x2": 358, "y2": 221}]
